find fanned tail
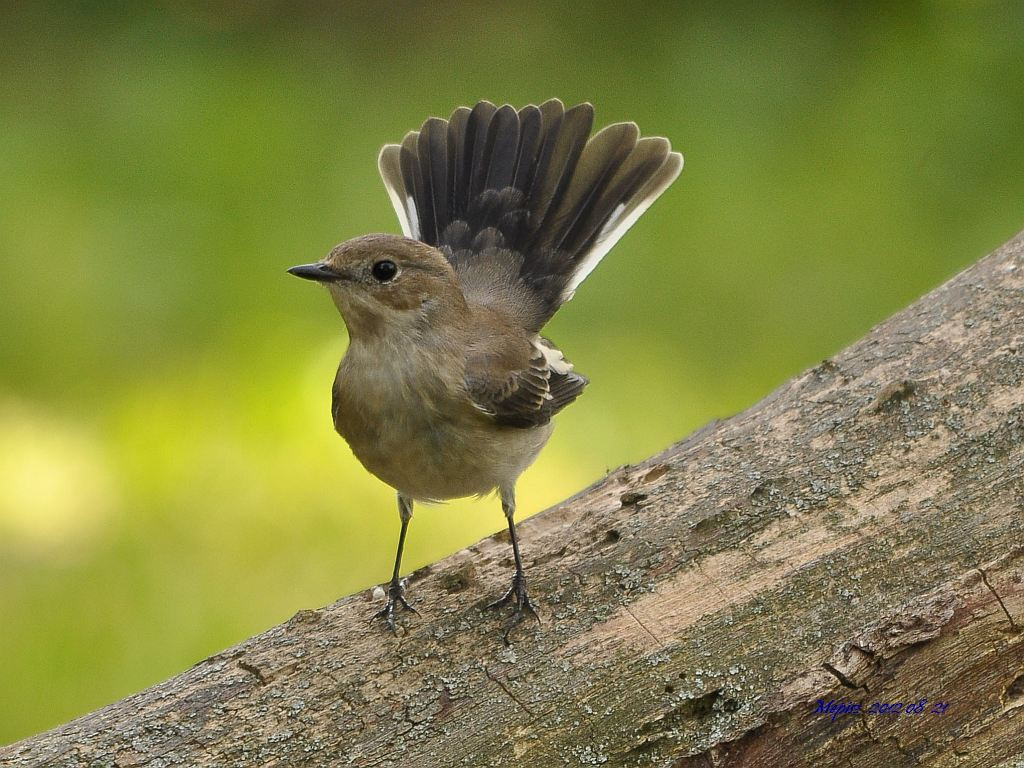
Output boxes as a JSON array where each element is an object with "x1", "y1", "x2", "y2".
[{"x1": 378, "y1": 99, "x2": 683, "y2": 327}]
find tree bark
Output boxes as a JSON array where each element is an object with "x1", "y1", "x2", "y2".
[{"x1": 4, "y1": 232, "x2": 1024, "y2": 768}]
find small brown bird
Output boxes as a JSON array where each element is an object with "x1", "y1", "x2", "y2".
[{"x1": 289, "y1": 100, "x2": 682, "y2": 641}]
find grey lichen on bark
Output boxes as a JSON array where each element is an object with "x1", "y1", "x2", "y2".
[{"x1": 3, "y1": 232, "x2": 1024, "y2": 767}]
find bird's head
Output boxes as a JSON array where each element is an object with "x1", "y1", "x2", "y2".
[{"x1": 288, "y1": 234, "x2": 464, "y2": 338}]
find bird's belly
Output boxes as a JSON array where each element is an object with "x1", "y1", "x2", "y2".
[{"x1": 334, "y1": 383, "x2": 552, "y2": 501}]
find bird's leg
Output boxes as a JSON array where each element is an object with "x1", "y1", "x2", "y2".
[
  {"x1": 486, "y1": 487, "x2": 540, "y2": 643},
  {"x1": 375, "y1": 492, "x2": 418, "y2": 631}
]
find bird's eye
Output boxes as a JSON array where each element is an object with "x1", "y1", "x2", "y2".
[{"x1": 371, "y1": 259, "x2": 398, "y2": 282}]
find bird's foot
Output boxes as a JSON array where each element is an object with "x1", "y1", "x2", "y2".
[
  {"x1": 374, "y1": 578, "x2": 418, "y2": 633},
  {"x1": 487, "y1": 572, "x2": 540, "y2": 644}
]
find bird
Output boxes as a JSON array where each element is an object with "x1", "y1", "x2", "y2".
[{"x1": 288, "y1": 99, "x2": 682, "y2": 641}]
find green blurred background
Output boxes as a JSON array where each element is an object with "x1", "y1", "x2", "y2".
[{"x1": 2, "y1": 1, "x2": 1023, "y2": 744}]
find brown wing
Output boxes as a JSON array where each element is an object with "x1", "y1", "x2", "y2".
[{"x1": 465, "y1": 337, "x2": 588, "y2": 429}]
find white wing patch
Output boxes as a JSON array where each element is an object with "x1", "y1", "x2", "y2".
[{"x1": 534, "y1": 337, "x2": 573, "y2": 376}]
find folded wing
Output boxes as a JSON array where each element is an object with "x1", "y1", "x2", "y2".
[{"x1": 465, "y1": 337, "x2": 588, "y2": 428}]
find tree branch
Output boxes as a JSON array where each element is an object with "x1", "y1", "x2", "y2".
[{"x1": 4, "y1": 232, "x2": 1024, "y2": 767}]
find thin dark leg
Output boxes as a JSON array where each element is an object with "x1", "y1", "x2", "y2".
[
  {"x1": 486, "y1": 487, "x2": 540, "y2": 643},
  {"x1": 375, "y1": 493, "x2": 418, "y2": 631}
]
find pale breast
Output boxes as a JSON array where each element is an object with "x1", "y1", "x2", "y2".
[{"x1": 332, "y1": 340, "x2": 552, "y2": 501}]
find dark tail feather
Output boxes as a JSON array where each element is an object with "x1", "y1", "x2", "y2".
[
  {"x1": 464, "y1": 102, "x2": 498, "y2": 210},
  {"x1": 446, "y1": 106, "x2": 471, "y2": 225},
  {"x1": 378, "y1": 99, "x2": 683, "y2": 321},
  {"x1": 559, "y1": 137, "x2": 681, "y2": 297},
  {"x1": 419, "y1": 118, "x2": 448, "y2": 246},
  {"x1": 531, "y1": 121, "x2": 638, "y2": 255},
  {"x1": 526, "y1": 102, "x2": 593, "y2": 238},
  {"x1": 483, "y1": 105, "x2": 520, "y2": 193},
  {"x1": 511, "y1": 105, "x2": 543, "y2": 192}
]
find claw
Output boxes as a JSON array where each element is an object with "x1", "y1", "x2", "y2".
[
  {"x1": 487, "y1": 573, "x2": 541, "y2": 644},
  {"x1": 373, "y1": 578, "x2": 418, "y2": 632}
]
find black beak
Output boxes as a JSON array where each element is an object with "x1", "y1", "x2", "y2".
[{"x1": 287, "y1": 262, "x2": 343, "y2": 283}]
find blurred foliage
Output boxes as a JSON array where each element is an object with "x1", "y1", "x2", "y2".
[{"x1": 2, "y1": 0, "x2": 1023, "y2": 744}]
